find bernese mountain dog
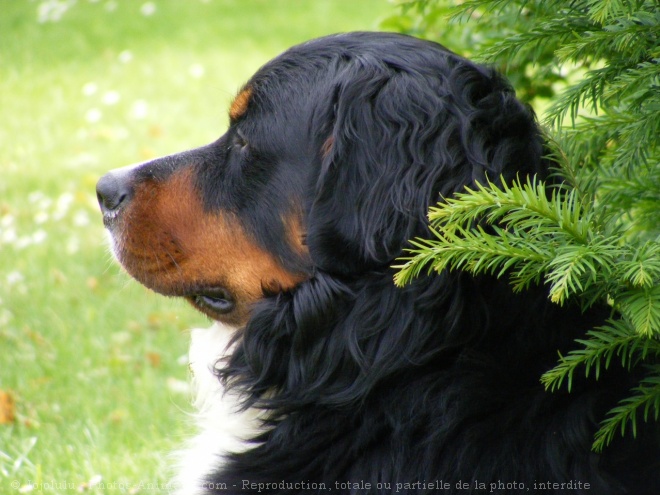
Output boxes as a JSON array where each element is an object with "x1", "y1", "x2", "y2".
[{"x1": 96, "y1": 32, "x2": 658, "y2": 494}]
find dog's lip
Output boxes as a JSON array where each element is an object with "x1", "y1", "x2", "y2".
[
  {"x1": 100, "y1": 201, "x2": 125, "y2": 229},
  {"x1": 101, "y1": 211, "x2": 120, "y2": 228}
]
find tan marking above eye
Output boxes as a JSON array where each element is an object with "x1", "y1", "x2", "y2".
[
  {"x1": 230, "y1": 86, "x2": 253, "y2": 121},
  {"x1": 283, "y1": 210, "x2": 309, "y2": 255}
]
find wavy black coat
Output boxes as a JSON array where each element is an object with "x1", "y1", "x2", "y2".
[{"x1": 207, "y1": 33, "x2": 658, "y2": 494}]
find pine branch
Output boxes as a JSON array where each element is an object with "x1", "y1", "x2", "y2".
[
  {"x1": 607, "y1": 110, "x2": 659, "y2": 170},
  {"x1": 393, "y1": 225, "x2": 548, "y2": 287},
  {"x1": 555, "y1": 15, "x2": 656, "y2": 65},
  {"x1": 592, "y1": 366, "x2": 660, "y2": 452},
  {"x1": 544, "y1": 66, "x2": 624, "y2": 127},
  {"x1": 617, "y1": 242, "x2": 660, "y2": 289},
  {"x1": 395, "y1": 177, "x2": 603, "y2": 298},
  {"x1": 540, "y1": 319, "x2": 660, "y2": 392},
  {"x1": 616, "y1": 286, "x2": 660, "y2": 338},
  {"x1": 586, "y1": 0, "x2": 632, "y2": 25},
  {"x1": 427, "y1": 178, "x2": 592, "y2": 242},
  {"x1": 479, "y1": 16, "x2": 591, "y2": 66},
  {"x1": 546, "y1": 133, "x2": 601, "y2": 206},
  {"x1": 605, "y1": 60, "x2": 660, "y2": 109},
  {"x1": 546, "y1": 244, "x2": 610, "y2": 304}
]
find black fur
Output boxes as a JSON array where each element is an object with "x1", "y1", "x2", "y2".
[{"x1": 198, "y1": 33, "x2": 658, "y2": 493}]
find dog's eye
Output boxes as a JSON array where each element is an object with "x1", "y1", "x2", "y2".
[{"x1": 193, "y1": 289, "x2": 235, "y2": 315}]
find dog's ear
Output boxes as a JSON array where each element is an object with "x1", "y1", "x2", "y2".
[{"x1": 306, "y1": 57, "x2": 547, "y2": 276}]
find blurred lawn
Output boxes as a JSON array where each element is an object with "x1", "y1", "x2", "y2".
[{"x1": 0, "y1": 1, "x2": 390, "y2": 492}]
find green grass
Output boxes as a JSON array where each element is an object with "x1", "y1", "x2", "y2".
[{"x1": 0, "y1": 1, "x2": 391, "y2": 492}]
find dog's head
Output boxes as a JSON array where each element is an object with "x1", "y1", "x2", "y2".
[{"x1": 96, "y1": 32, "x2": 546, "y2": 326}]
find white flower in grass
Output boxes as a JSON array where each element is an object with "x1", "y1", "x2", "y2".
[
  {"x1": 1, "y1": 214, "x2": 14, "y2": 228},
  {"x1": 7, "y1": 271, "x2": 24, "y2": 285},
  {"x1": 140, "y1": 2, "x2": 156, "y2": 16},
  {"x1": 73, "y1": 210, "x2": 90, "y2": 227},
  {"x1": 189, "y1": 63, "x2": 205, "y2": 79},
  {"x1": 0, "y1": 215, "x2": 16, "y2": 243},
  {"x1": 114, "y1": 126, "x2": 129, "y2": 140},
  {"x1": 89, "y1": 475, "x2": 103, "y2": 487},
  {"x1": 66, "y1": 237, "x2": 80, "y2": 255},
  {"x1": 18, "y1": 483, "x2": 34, "y2": 493},
  {"x1": 1, "y1": 227, "x2": 17, "y2": 245},
  {"x1": 102, "y1": 90, "x2": 120, "y2": 106},
  {"x1": 36, "y1": 0, "x2": 75, "y2": 24},
  {"x1": 0, "y1": 309, "x2": 11, "y2": 327},
  {"x1": 53, "y1": 192, "x2": 74, "y2": 221},
  {"x1": 82, "y1": 82, "x2": 98, "y2": 96},
  {"x1": 34, "y1": 211, "x2": 49, "y2": 224},
  {"x1": 32, "y1": 230, "x2": 47, "y2": 245},
  {"x1": 130, "y1": 100, "x2": 149, "y2": 120},
  {"x1": 36, "y1": 196, "x2": 53, "y2": 211},
  {"x1": 28, "y1": 191, "x2": 45, "y2": 204},
  {"x1": 118, "y1": 50, "x2": 133, "y2": 64},
  {"x1": 85, "y1": 108, "x2": 103, "y2": 123},
  {"x1": 15, "y1": 236, "x2": 32, "y2": 249}
]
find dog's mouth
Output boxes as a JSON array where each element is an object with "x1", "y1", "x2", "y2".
[
  {"x1": 101, "y1": 210, "x2": 120, "y2": 227},
  {"x1": 102, "y1": 215, "x2": 304, "y2": 325},
  {"x1": 102, "y1": 222, "x2": 241, "y2": 321}
]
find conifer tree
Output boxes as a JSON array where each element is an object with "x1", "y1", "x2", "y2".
[{"x1": 390, "y1": 0, "x2": 660, "y2": 451}]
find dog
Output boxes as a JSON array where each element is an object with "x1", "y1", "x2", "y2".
[{"x1": 96, "y1": 32, "x2": 658, "y2": 494}]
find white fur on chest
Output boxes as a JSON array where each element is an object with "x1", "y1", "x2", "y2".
[{"x1": 172, "y1": 322, "x2": 261, "y2": 495}]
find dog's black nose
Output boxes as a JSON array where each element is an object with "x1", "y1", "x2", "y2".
[{"x1": 96, "y1": 171, "x2": 133, "y2": 215}]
